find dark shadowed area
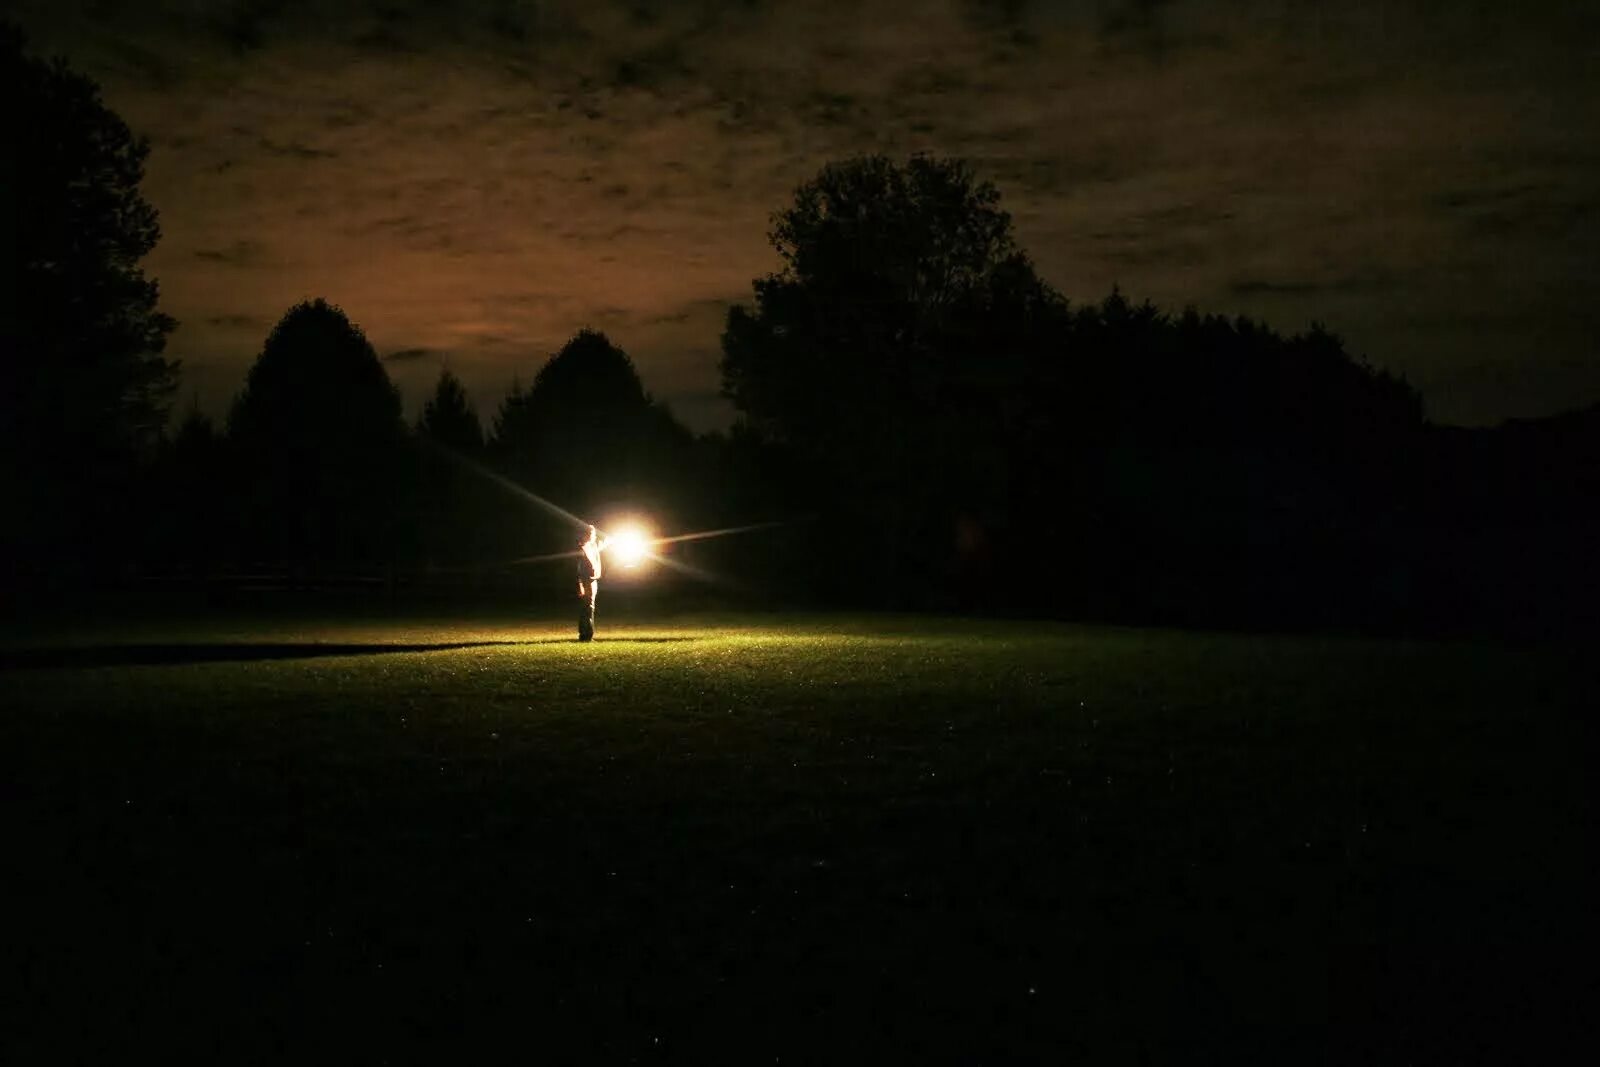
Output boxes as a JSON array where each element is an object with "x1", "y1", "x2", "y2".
[{"x1": 2, "y1": 614, "x2": 1590, "y2": 1060}]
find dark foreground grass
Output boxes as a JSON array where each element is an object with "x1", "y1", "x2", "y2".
[{"x1": 3, "y1": 612, "x2": 1589, "y2": 1062}]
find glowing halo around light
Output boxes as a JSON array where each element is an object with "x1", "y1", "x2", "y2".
[{"x1": 606, "y1": 522, "x2": 653, "y2": 568}]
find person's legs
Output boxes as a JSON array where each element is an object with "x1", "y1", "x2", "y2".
[{"x1": 578, "y1": 579, "x2": 596, "y2": 641}]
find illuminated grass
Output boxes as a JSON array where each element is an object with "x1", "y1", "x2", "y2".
[{"x1": 3, "y1": 614, "x2": 1586, "y2": 1060}]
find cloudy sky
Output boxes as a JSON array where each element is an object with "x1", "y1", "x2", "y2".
[{"x1": 13, "y1": 0, "x2": 1599, "y2": 429}]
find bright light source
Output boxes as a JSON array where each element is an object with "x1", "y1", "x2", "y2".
[{"x1": 607, "y1": 523, "x2": 652, "y2": 568}]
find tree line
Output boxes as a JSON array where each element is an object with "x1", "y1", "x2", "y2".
[
  {"x1": 148, "y1": 308, "x2": 705, "y2": 591},
  {"x1": 4, "y1": 27, "x2": 1594, "y2": 631}
]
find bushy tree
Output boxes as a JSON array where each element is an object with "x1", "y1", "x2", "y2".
[
  {"x1": 720, "y1": 154, "x2": 1060, "y2": 601},
  {"x1": 1006, "y1": 292, "x2": 1428, "y2": 622},
  {"x1": 721, "y1": 154, "x2": 1050, "y2": 454},
  {"x1": 415, "y1": 367, "x2": 492, "y2": 569},
  {"x1": 419, "y1": 367, "x2": 484, "y2": 454},
  {"x1": 720, "y1": 153, "x2": 1431, "y2": 616},
  {"x1": 145, "y1": 405, "x2": 227, "y2": 578},
  {"x1": 492, "y1": 329, "x2": 691, "y2": 523},
  {"x1": 229, "y1": 299, "x2": 404, "y2": 574},
  {"x1": 482, "y1": 330, "x2": 702, "y2": 574},
  {"x1": 1, "y1": 24, "x2": 178, "y2": 574}
]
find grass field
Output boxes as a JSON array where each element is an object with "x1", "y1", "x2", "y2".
[{"x1": 3, "y1": 610, "x2": 1589, "y2": 1061}]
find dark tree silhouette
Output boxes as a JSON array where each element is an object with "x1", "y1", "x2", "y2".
[
  {"x1": 720, "y1": 154, "x2": 1062, "y2": 602},
  {"x1": 492, "y1": 329, "x2": 692, "y2": 523},
  {"x1": 419, "y1": 367, "x2": 484, "y2": 454},
  {"x1": 483, "y1": 330, "x2": 701, "y2": 581},
  {"x1": 720, "y1": 154, "x2": 1436, "y2": 617},
  {"x1": 721, "y1": 154, "x2": 1048, "y2": 453},
  {"x1": 145, "y1": 404, "x2": 227, "y2": 580},
  {"x1": 229, "y1": 299, "x2": 405, "y2": 577},
  {"x1": 1, "y1": 25, "x2": 178, "y2": 576},
  {"x1": 1020, "y1": 293, "x2": 1427, "y2": 625},
  {"x1": 1415, "y1": 402, "x2": 1600, "y2": 634},
  {"x1": 415, "y1": 367, "x2": 492, "y2": 570}
]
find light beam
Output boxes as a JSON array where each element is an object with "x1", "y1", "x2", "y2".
[{"x1": 420, "y1": 438, "x2": 793, "y2": 585}]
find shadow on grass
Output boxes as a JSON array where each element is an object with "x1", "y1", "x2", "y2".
[
  {"x1": 2, "y1": 640, "x2": 519, "y2": 670},
  {"x1": 0, "y1": 636, "x2": 707, "y2": 670},
  {"x1": 521, "y1": 637, "x2": 703, "y2": 646}
]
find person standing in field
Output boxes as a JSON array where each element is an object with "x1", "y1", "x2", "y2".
[{"x1": 577, "y1": 525, "x2": 608, "y2": 642}]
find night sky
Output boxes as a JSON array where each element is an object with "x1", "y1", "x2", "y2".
[{"x1": 13, "y1": 1, "x2": 1598, "y2": 431}]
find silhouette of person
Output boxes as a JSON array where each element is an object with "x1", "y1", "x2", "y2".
[{"x1": 577, "y1": 525, "x2": 609, "y2": 642}]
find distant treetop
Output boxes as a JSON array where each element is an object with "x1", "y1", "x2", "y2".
[{"x1": 419, "y1": 366, "x2": 485, "y2": 454}]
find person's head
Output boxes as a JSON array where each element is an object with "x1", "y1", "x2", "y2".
[{"x1": 584, "y1": 524, "x2": 598, "y2": 545}]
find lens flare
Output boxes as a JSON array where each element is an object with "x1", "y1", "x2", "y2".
[
  {"x1": 421, "y1": 439, "x2": 792, "y2": 586},
  {"x1": 607, "y1": 524, "x2": 652, "y2": 568}
]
